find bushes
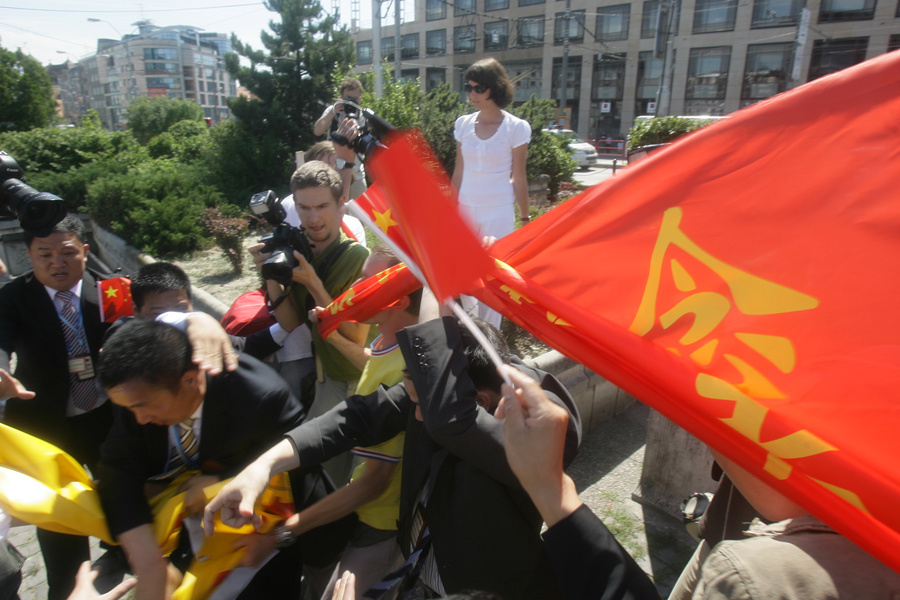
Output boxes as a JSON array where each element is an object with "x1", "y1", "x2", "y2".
[
  {"x1": 627, "y1": 116, "x2": 714, "y2": 151},
  {"x1": 201, "y1": 207, "x2": 250, "y2": 274},
  {"x1": 85, "y1": 160, "x2": 223, "y2": 257},
  {"x1": 513, "y1": 95, "x2": 576, "y2": 200}
]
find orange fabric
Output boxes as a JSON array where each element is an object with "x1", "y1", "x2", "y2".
[{"x1": 347, "y1": 52, "x2": 900, "y2": 574}]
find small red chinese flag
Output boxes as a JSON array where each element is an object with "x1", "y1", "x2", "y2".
[
  {"x1": 367, "y1": 130, "x2": 494, "y2": 304},
  {"x1": 351, "y1": 183, "x2": 416, "y2": 260},
  {"x1": 317, "y1": 263, "x2": 421, "y2": 338},
  {"x1": 97, "y1": 277, "x2": 133, "y2": 323}
]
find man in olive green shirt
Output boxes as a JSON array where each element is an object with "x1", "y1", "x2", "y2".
[{"x1": 283, "y1": 160, "x2": 369, "y2": 485}]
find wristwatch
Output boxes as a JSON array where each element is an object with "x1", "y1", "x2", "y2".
[
  {"x1": 273, "y1": 524, "x2": 296, "y2": 548},
  {"x1": 335, "y1": 158, "x2": 355, "y2": 170}
]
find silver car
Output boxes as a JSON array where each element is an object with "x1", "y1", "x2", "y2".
[{"x1": 544, "y1": 128, "x2": 599, "y2": 169}]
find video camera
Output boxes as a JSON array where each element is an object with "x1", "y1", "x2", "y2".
[
  {"x1": 248, "y1": 190, "x2": 315, "y2": 287},
  {"x1": 0, "y1": 151, "x2": 67, "y2": 238},
  {"x1": 329, "y1": 99, "x2": 395, "y2": 160}
]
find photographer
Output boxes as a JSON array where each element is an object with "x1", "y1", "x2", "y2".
[
  {"x1": 250, "y1": 161, "x2": 369, "y2": 486},
  {"x1": 315, "y1": 78, "x2": 367, "y2": 200}
]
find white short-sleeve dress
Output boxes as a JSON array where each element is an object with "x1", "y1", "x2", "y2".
[{"x1": 454, "y1": 110, "x2": 531, "y2": 239}]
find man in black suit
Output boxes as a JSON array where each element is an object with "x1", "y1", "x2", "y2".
[
  {"x1": 0, "y1": 215, "x2": 113, "y2": 600},
  {"x1": 96, "y1": 319, "x2": 351, "y2": 599},
  {"x1": 205, "y1": 315, "x2": 582, "y2": 599}
]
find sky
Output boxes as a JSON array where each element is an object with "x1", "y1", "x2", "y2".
[{"x1": 0, "y1": 0, "x2": 381, "y2": 66}]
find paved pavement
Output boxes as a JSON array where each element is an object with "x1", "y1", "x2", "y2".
[
  {"x1": 7, "y1": 399, "x2": 695, "y2": 599},
  {"x1": 572, "y1": 158, "x2": 629, "y2": 188}
]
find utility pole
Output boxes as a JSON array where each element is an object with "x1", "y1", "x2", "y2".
[
  {"x1": 656, "y1": 0, "x2": 678, "y2": 116},
  {"x1": 395, "y1": 0, "x2": 402, "y2": 77},
  {"x1": 372, "y1": 0, "x2": 383, "y2": 95},
  {"x1": 789, "y1": 6, "x2": 811, "y2": 89},
  {"x1": 556, "y1": 0, "x2": 571, "y2": 127}
]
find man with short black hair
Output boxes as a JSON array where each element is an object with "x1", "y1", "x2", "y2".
[
  {"x1": 130, "y1": 263, "x2": 193, "y2": 320},
  {"x1": 0, "y1": 215, "x2": 113, "y2": 600},
  {"x1": 96, "y1": 319, "x2": 349, "y2": 599}
]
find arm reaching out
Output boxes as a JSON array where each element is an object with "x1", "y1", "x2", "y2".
[{"x1": 203, "y1": 438, "x2": 300, "y2": 535}]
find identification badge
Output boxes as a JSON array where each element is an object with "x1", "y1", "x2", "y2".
[{"x1": 68, "y1": 356, "x2": 95, "y2": 380}]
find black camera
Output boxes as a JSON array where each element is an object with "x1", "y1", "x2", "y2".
[
  {"x1": 248, "y1": 190, "x2": 315, "y2": 286},
  {"x1": 0, "y1": 151, "x2": 67, "y2": 238},
  {"x1": 330, "y1": 102, "x2": 395, "y2": 160}
]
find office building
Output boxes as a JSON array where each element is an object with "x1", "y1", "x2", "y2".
[{"x1": 351, "y1": 0, "x2": 900, "y2": 138}]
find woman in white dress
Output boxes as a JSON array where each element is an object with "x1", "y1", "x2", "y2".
[{"x1": 452, "y1": 58, "x2": 531, "y2": 328}]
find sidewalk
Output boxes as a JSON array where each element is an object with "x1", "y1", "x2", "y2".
[{"x1": 8, "y1": 399, "x2": 694, "y2": 599}]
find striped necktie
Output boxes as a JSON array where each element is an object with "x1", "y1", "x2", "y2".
[
  {"x1": 56, "y1": 289, "x2": 98, "y2": 411},
  {"x1": 150, "y1": 418, "x2": 200, "y2": 481}
]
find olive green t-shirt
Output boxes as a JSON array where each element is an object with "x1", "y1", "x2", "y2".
[{"x1": 293, "y1": 232, "x2": 369, "y2": 382}]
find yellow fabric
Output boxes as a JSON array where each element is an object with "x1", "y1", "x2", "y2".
[
  {"x1": 351, "y1": 344, "x2": 406, "y2": 530},
  {"x1": 0, "y1": 423, "x2": 295, "y2": 600}
]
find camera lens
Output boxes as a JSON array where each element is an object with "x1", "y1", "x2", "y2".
[{"x1": 0, "y1": 179, "x2": 67, "y2": 238}]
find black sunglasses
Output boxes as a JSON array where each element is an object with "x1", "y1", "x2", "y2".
[{"x1": 464, "y1": 83, "x2": 488, "y2": 94}]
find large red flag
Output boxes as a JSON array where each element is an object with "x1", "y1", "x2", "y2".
[{"x1": 372, "y1": 52, "x2": 900, "y2": 573}]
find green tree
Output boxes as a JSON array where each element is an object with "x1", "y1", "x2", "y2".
[
  {"x1": 626, "y1": 116, "x2": 714, "y2": 150},
  {"x1": 226, "y1": 0, "x2": 356, "y2": 174},
  {"x1": 0, "y1": 47, "x2": 55, "y2": 132},
  {"x1": 512, "y1": 95, "x2": 576, "y2": 199},
  {"x1": 418, "y1": 83, "x2": 470, "y2": 174},
  {"x1": 126, "y1": 97, "x2": 205, "y2": 145}
]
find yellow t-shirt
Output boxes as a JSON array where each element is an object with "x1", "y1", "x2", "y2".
[{"x1": 350, "y1": 336, "x2": 406, "y2": 531}]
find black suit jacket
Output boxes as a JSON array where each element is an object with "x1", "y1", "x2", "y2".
[
  {"x1": 288, "y1": 317, "x2": 582, "y2": 599},
  {"x1": 96, "y1": 354, "x2": 351, "y2": 567},
  {"x1": 543, "y1": 504, "x2": 662, "y2": 600},
  {"x1": 0, "y1": 269, "x2": 113, "y2": 464}
]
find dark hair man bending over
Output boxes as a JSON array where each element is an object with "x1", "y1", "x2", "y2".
[{"x1": 95, "y1": 320, "x2": 349, "y2": 600}]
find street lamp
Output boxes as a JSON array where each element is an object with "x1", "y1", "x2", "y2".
[{"x1": 87, "y1": 17, "x2": 122, "y2": 37}]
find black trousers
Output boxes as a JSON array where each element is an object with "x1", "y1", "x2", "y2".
[{"x1": 35, "y1": 529, "x2": 90, "y2": 600}]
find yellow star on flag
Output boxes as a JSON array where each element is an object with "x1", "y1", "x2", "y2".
[
  {"x1": 373, "y1": 209, "x2": 399, "y2": 234},
  {"x1": 104, "y1": 287, "x2": 119, "y2": 299}
]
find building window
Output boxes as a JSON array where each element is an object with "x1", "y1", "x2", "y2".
[
  {"x1": 426, "y1": 29, "x2": 447, "y2": 55},
  {"x1": 741, "y1": 43, "x2": 791, "y2": 105},
  {"x1": 686, "y1": 46, "x2": 731, "y2": 99},
  {"x1": 143, "y1": 47, "x2": 179, "y2": 61},
  {"x1": 641, "y1": 1, "x2": 661, "y2": 38},
  {"x1": 401, "y1": 33, "x2": 419, "y2": 59},
  {"x1": 383, "y1": 36, "x2": 396, "y2": 62},
  {"x1": 484, "y1": 21, "x2": 509, "y2": 50},
  {"x1": 808, "y1": 37, "x2": 868, "y2": 80},
  {"x1": 597, "y1": 4, "x2": 631, "y2": 41},
  {"x1": 519, "y1": 0, "x2": 544, "y2": 7},
  {"x1": 485, "y1": 0, "x2": 509, "y2": 10},
  {"x1": 693, "y1": 0, "x2": 738, "y2": 32},
  {"x1": 889, "y1": 33, "x2": 900, "y2": 51},
  {"x1": 427, "y1": 0, "x2": 447, "y2": 20},
  {"x1": 507, "y1": 60, "x2": 543, "y2": 101},
  {"x1": 454, "y1": 25, "x2": 476, "y2": 54},
  {"x1": 636, "y1": 51, "x2": 662, "y2": 99},
  {"x1": 818, "y1": 0, "x2": 876, "y2": 21},
  {"x1": 455, "y1": 0, "x2": 476, "y2": 15},
  {"x1": 751, "y1": 0, "x2": 802, "y2": 27},
  {"x1": 555, "y1": 10, "x2": 585, "y2": 44},
  {"x1": 517, "y1": 16, "x2": 544, "y2": 47},
  {"x1": 400, "y1": 68, "x2": 419, "y2": 83},
  {"x1": 426, "y1": 67, "x2": 446, "y2": 92},
  {"x1": 357, "y1": 40, "x2": 373, "y2": 64}
]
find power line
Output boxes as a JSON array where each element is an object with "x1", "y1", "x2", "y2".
[{"x1": 0, "y1": 3, "x2": 262, "y2": 13}]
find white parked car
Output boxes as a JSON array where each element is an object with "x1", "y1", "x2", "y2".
[{"x1": 543, "y1": 128, "x2": 599, "y2": 169}]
